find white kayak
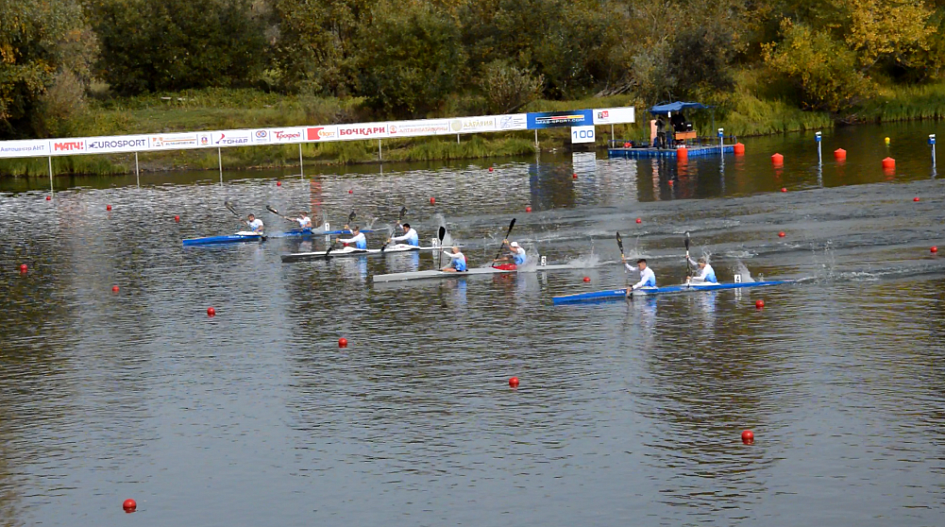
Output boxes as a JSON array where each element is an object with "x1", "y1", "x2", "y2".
[
  {"x1": 372, "y1": 263, "x2": 586, "y2": 283},
  {"x1": 281, "y1": 244, "x2": 438, "y2": 263}
]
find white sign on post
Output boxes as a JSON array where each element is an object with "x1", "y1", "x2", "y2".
[{"x1": 571, "y1": 126, "x2": 596, "y2": 144}]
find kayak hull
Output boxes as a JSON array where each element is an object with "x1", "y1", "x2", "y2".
[
  {"x1": 183, "y1": 228, "x2": 373, "y2": 246},
  {"x1": 553, "y1": 280, "x2": 794, "y2": 305},
  {"x1": 281, "y1": 244, "x2": 437, "y2": 262},
  {"x1": 372, "y1": 263, "x2": 584, "y2": 283}
]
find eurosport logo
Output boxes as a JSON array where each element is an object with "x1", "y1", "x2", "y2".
[
  {"x1": 338, "y1": 126, "x2": 386, "y2": 138},
  {"x1": 306, "y1": 127, "x2": 337, "y2": 141},
  {"x1": 527, "y1": 110, "x2": 593, "y2": 129},
  {"x1": 215, "y1": 133, "x2": 250, "y2": 146},
  {"x1": 536, "y1": 114, "x2": 584, "y2": 126},
  {"x1": 53, "y1": 141, "x2": 85, "y2": 152},
  {"x1": 88, "y1": 139, "x2": 147, "y2": 151}
]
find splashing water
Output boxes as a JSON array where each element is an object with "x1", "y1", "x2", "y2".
[{"x1": 733, "y1": 260, "x2": 755, "y2": 283}]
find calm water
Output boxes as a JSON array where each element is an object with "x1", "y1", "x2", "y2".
[{"x1": 1, "y1": 122, "x2": 944, "y2": 526}]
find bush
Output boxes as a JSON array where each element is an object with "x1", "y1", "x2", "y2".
[{"x1": 478, "y1": 60, "x2": 544, "y2": 114}]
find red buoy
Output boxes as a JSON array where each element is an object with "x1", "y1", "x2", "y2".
[
  {"x1": 276, "y1": 181, "x2": 281, "y2": 187},
  {"x1": 509, "y1": 377, "x2": 520, "y2": 388},
  {"x1": 429, "y1": 197, "x2": 435, "y2": 205},
  {"x1": 741, "y1": 430, "x2": 754, "y2": 444},
  {"x1": 932, "y1": 246, "x2": 939, "y2": 254},
  {"x1": 572, "y1": 173, "x2": 577, "y2": 179},
  {"x1": 112, "y1": 285, "x2": 119, "y2": 293},
  {"x1": 636, "y1": 218, "x2": 642, "y2": 224},
  {"x1": 123, "y1": 499, "x2": 137, "y2": 511},
  {"x1": 771, "y1": 153, "x2": 784, "y2": 166},
  {"x1": 755, "y1": 300, "x2": 764, "y2": 309},
  {"x1": 882, "y1": 157, "x2": 895, "y2": 169},
  {"x1": 623, "y1": 142, "x2": 630, "y2": 148},
  {"x1": 46, "y1": 196, "x2": 51, "y2": 201},
  {"x1": 348, "y1": 189, "x2": 353, "y2": 194},
  {"x1": 668, "y1": 180, "x2": 675, "y2": 186},
  {"x1": 914, "y1": 197, "x2": 920, "y2": 202},
  {"x1": 106, "y1": 205, "x2": 112, "y2": 211},
  {"x1": 174, "y1": 215, "x2": 180, "y2": 222},
  {"x1": 778, "y1": 231, "x2": 785, "y2": 238},
  {"x1": 583, "y1": 276, "x2": 590, "y2": 283},
  {"x1": 207, "y1": 307, "x2": 216, "y2": 317},
  {"x1": 733, "y1": 142, "x2": 746, "y2": 155},
  {"x1": 489, "y1": 167, "x2": 494, "y2": 172},
  {"x1": 525, "y1": 206, "x2": 532, "y2": 213},
  {"x1": 338, "y1": 337, "x2": 348, "y2": 348},
  {"x1": 834, "y1": 148, "x2": 846, "y2": 161},
  {"x1": 19, "y1": 263, "x2": 27, "y2": 273},
  {"x1": 781, "y1": 188, "x2": 787, "y2": 193}
]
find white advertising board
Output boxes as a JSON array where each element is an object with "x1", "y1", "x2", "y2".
[
  {"x1": 448, "y1": 116, "x2": 496, "y2": 134},
  {"x1": 593, "y1": 107, "x2": 635, "y2": 125},
  {"x1": 268, "y1": 128, "x2": 305, "y2": 144},
  {"x1": 571, "y1": 126, "x2": 596, "y2": 144},
  {"x1": 336, "y1": 123, "x2": 388, "y2": 141},
  {"x1": 86, "y1": 135, "x2": 149, "y2": 154},
  {"x1": 0, "y1": 139, "x2": 51, "y2": 158},
  {"x1": 211, "y1": 130, "x2": 253, "y2": 148},
  {"x1": 304, "y1": 126, "x2": 338, "y2": 142},
  {"x1": 388, "y1": 120, "x2": 451, "y2": 137},
  {"x1": 150, "y1": 132, "x2": 203, "y2": 150}
]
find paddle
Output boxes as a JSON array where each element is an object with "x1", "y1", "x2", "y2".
[
  {"x1": 326, "y1": 210, "x2": 359, "y2": 258},
  {"x1": 490, "y1": 218, "x2": 517, "y2": 268},
  {"x1": 617, "y1": 232, "x2": 630, "y2": 297},
  {"x1": 685, "y1": 231, "x2": 693, "y2": 284},
  {"x1": 266, "y1": 204, "x2": 293, "y2": 222},
  {"x1": 381, "y1": 206, "x2": 408, "y2": 253},
  {"x1": 436, "y1": 226, "x2": 447, "y2": 269}
]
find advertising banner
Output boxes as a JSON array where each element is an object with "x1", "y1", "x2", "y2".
[
  {"x1": 592, "y1": 107, "x2": 635, "y2": 125},
  {"x1": 448, "y1": 116, "x2": 496, "y2": 134},
  {"x1": 497, "y1": 114, "x2": 528, "y2": 131},
  {"x1": 527, "y1": 110, "x2": 593, "y2": 129},
  {"x1": 251, "y1": 129, "x2": 271, "y2": 144},
  {"x1": 211, "y1": 130, "x2": 253, "y2": 147},
  {"x1": 150, "y1": 133, "x2": 202, "y2": 150},
  {"x1": 337, "y1": 123, "x2": 388, "y2": 141},
  {"x1": 86, "y1": 135, "x2": 149, "y2": 154},
  {"x1": 0, "y1": 139, "x2": 51, "y2": 158},
  {"x1": 269, "y1": 128, "x2": 306, "y2": 144},
  {"x1": 51, "y1": 138, "x2": 87, "y2": 155},
  {"x1": 388, "y1": 120, "x2": 451, "y2": 137},
  {"x1": 305, "y1": 126, "x2": 339, "y2": 142}
]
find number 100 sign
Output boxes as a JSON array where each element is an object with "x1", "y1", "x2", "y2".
[{"x1": 571, "y1": 126, "x2": 595, "y2": 144}]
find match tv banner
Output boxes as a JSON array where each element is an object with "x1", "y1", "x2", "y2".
[{"x1": 526, "y1": 110, "x2": 594, "y2": 129}]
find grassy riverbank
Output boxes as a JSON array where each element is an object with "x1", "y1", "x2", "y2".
[{"x1": 2, "y1": 80, "x2": 944, "y2": 177}]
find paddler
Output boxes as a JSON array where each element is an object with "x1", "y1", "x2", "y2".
[
  {"x1": 622, "y1": 256, "x2": 656, "y2": 294},
  {"x1": 686, "y1": 256, "x2": 718, "y2": 284},
  {"x1": 294, "y1": 211, "x2": 313, "y2": 230},
  {"x1": 337, "y1": 225, "x2": 367, "y2": 249},
  {"x1": 388, "y1": 222, "x2": 419, "y2": 247},
  {"x1": 441, "y1": 246, "x2": 467, "y2": 272},
  {"x1": 493, "y1": 240, "x2": 526, "y2": 270},
  {"x1": 245, "y1": 213, "x2": 264, "y2": 234}
]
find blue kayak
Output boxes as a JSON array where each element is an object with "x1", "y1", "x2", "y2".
[
  {"x1": 553, "y1": 280, "x2": 794, "y2": 305},
  {"x1": 182, "y1": 228, "x2": 374, "y2": 246}
]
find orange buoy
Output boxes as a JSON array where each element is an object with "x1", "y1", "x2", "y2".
[
  {"x1": 636, "y1": 218, "x2": 642, "y2": 224},
  {"x1": 755, "y1": 300, "x2": 764, "y2": 309},
  {"x1": 771, "y1": 153, "x2": 784, "y2": 166},
  {"x1": 106, "y1": 205, "x2": 112, "y2": 211},
  {"x1": 112, "y1": 285, "x2": 119, "y2": 293},
  {"x1": 583, "y1": 276, "x2": 591, "y2": 283},
  {"x1": 19, "y1": 263, "x2": 27, "y2": 273},
  {"x1": 207, "y1": 307, "x2": 216, "y2": 317},
  {"x1": 276, "y1": 181, "x2": 281, "y2": 187},
  {"x1": 676, "y1": 147, "x2": 688, "y2": 162},
  {"x1": 46, "y1": 196, "x2": 51, "y2": 201},
  {"x1": 429, "y1": 197, "x2": 435, "y2": 205},
  {"x1": 741, "y1": 430, "x2": 755, "y2": 444},
  {"x1": 733, "y1": 143, "x2": 746, "y2": 155},
  {"x1": 509, "y1": 377, "x2": 520, "y2": 388},
  {"x1": 123, "y1": 499, "x2": 137, "y2": 512},
  {"x1": 834, "y1": 148, "x2": 846, "y2": 161},
  {"x1": 174, "y1": 215, "x2": 180, "y2": 222},
  {"x1": 525, "y1": 206, "x2": 532, "y2": 213},
  {"x1": 932, "y1": 246, "x2": 938, "y2": 254},
  {"x1": 338, "y1": 337, "x2": 348, "y2": 348},
  {"x1": 882, "y1": 157, "x2": 895, "y2": 169},
  {"x1": 623, "y1": 142, "x2": 630, "y2": 148},
  {"x1": 778, "y1": 231, "x2": 785, "y2": 238}
]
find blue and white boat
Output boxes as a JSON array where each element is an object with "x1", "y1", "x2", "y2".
[
  {"x1": 182, "y1": 228, "x2": 374, "y2": 247},
  {"x1": 552, "y1": 280, "x2": 794, "y2": 305}
]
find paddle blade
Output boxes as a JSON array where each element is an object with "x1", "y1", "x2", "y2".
[
  {"x1": 399, "y1": 206, "x2": 407, "y2": 221},
  {"x1": 616, "y1": 232, "x2": 625, "y2": 256},
  {"x1": 224, "y1": 201, "x2": 239, "y2": 217},
  {"x1": 438, "y1": 226, "x2": 447, "y2": 243},
  {"x1": 685, "y1": 232, "x2": 691, "y2": 251},
  {"x1": 266, "y1": 205, "x2": 279, "y2": 215},
  {"x1": 348, "y1": 210, "x2": 357, "y2": 224},
  {"x1": 506, "y1": 218, "x2": 516, "y2": 236}
]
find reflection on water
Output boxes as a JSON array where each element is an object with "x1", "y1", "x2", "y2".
[{"x1": 0, "y1": 121, "x2": 944, "y2": 526}]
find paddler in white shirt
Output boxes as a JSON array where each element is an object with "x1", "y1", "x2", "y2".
[
  {"x1": 441, "y1": 246, "x2": 467, "y2": 272},
  {"x1": 337, "y1": 224, "x2": 367, "y2": 249},
  {"x1": 245, "y1": 214, "x2": 264, "y2": 234},
  {"x1": 686, "y1": 256, "x2": 718, "y2": 284},
  {"x1": 493, "y1": 240, "x2": 527, "y2": 270},
  {"x1": 622, "y1": 256, "x2": 656, "y2": 294},
  {"x1": 388, "y1": 222, "x2": 419, "y2": 247},
  {"x1": 294, "y1": 212, "x2": 313, "y2": 230}
]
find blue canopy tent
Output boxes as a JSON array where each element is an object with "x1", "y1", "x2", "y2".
[{"x1": 648, "y1": 101, "x2": 710, "y2": 115}]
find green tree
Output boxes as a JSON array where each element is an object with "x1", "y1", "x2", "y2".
[
  {"x1": 355, "y1": 1, "x2": 464, "y2": 117},
  {"x1": 87, "y1": 0, "x2": 267, "y2": 95}
]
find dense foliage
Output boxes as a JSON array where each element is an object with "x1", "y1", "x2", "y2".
[{"x1": 2, "y1": 0, "x2": 944, "y2": 138}]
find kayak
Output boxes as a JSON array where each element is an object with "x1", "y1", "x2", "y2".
[
  {"x1": 182, "y1": 228, "x2": 374, "y2": 246},
  {"x1": 552, "y1": 280, "x2": 794, "y2": 305},
  {"x1": 281, "y1": 244, "x2": 438, "y2": 262},
  {"x1": 372, "y1": 263, "x2": 585, "y2": 283}
]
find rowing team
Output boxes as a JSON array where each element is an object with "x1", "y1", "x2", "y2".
[
  {"x1": 239, "y1": 211, "x2": 319, "y2": 235},
  {"x1": 621, "y1": 255, "x2": 717, "y2": 293}
]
